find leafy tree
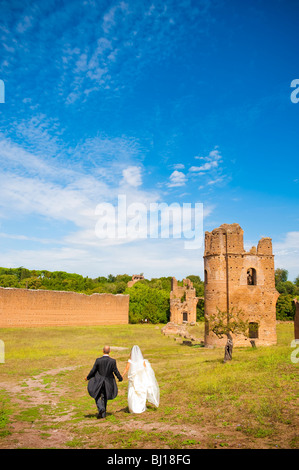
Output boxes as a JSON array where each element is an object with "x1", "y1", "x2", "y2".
[
  {"x1": 115, "y1": 274, "x2": 131, "y2": 284},
  {"x1": 284, "y1": 281, "x2": 297, "y2": 295},
  {"x1": 0, "y1": 274, "x2": 19, "y2": 287},
  {"x1": 276, "y1": 294, "x2": 296, "y2": 320},
  {"x1": 275, "y1": 268, "x2": 288, "y2": 285},
  {"x1": 196, "y1": 298, "x2": 205, "y2": 321},
  {"x1": 276, "y1": 281, "x2": 287, "y2": 294},
  {"x1": 208, "y1": 307, "x2": 250, "y2": 362},
  {"x1": 124, "y1": 282, "x2": 170, "y2": 324},
  {"x1": 16, "y1": 267, "x2": 31, "y2": 281},
  {"x1": 115, "y1": 281, "x2": 127, "y2": 294}
]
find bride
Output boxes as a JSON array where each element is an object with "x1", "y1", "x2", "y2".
[{"x1": 122, "y1": 345, "x2": 160, "y2": 414}]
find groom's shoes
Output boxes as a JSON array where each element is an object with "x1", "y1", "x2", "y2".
[{"x1": 97, "y1": 411, "x2": 106, "y2": 419}]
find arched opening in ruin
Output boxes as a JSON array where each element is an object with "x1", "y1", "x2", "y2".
[
  {"x1": 249, "y1": 322, "x2": 259, "y2": 339},
  {"x1": 247, "y1": 268, "x2": 257, "y2": 285},
  {"x1": 183, "y1": 312, "x2": 188, "y2": 322},
  {"x1": 204, "y1": 269, "x2": 208, "y2": 284}
]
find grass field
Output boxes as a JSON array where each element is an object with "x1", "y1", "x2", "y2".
[{"x1": 0, "y1": 322, "x2": 298, "y2": 449}]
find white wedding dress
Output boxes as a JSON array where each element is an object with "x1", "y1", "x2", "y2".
[{"x1": 127, "y1": 345, "x2": 160, "y2": 414}]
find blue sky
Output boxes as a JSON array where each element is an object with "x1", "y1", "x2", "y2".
[{"x1": 0, "y1": 0, "x2": 298, "y2": 281}]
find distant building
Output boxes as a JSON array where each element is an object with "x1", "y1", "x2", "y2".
[{"x1": 127, "y1": 274, "x2": 145, "y2": 288}]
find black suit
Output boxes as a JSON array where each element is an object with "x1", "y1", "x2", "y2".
[{"x1": 87, "y1": 355, "x2": 123, "y2": 416}]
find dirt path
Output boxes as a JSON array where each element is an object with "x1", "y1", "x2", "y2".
[{"x1": 0, "y1": 366, "x2": 79, "y2": 448}]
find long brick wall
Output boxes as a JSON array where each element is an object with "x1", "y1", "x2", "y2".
[{"x1": 0, "y1": 287, "x2": 129, "y2": 327}]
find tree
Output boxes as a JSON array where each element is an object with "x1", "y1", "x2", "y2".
[
  {"x1": 275, "y1": 268, "x2": 288, "y2": 285},
  {"x1": 208, "y1": 307, "x2": 250, "y2": 362},
  {"x1": 16, "y1": 267, "x2": 31, "y2": 281},
  {"x1": 0, "y1": 274, "x2": 19, "y2": 288},
  {"x1": 115, "y1": 281, "x2": 127, "y2": 294},
  {"x1": 124, "y1": 282, "x2": 170, "y2": 324},
  {"x1": 186, "y1": 275, "x2": 204, "y2": 297},
  {"x1": 196, "y1": 298, "x2": 205, "y2": 321},
  {"x1": 276, "y1": 294, "x2": 296, "y2": 320}
]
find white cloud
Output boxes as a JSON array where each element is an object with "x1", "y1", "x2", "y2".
[
  {"x1": 189, "y1": 147, "x2": 222, "y2": 173},
  {"x1": 122, "y1": 166, "x2": 142, "y2": 187},
  {"x1": 207, "y1": 177, "x2": 224, "y2": 185},
  {"x1": 168, "y1": 170, "x2": 186, "y2": 187},
  {"x1": 188, "y1": 147, "x2": 227, "y2": 191},
  {"x1": 189, "y1": 160, "x2": 218, "y2": 172},
  {"x1": 173, "y1": 163, "x2": 185, "y2": 170},
  {"x1": 207, "y1": 148, "x2": 222, "y2": 161}
]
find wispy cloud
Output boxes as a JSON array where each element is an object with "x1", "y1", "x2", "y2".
[
  {"x1": 173, "y1": 163, "x2": 185, "y2": 170},
  {"x1": 0, "y1": 0, "x2": 214, "y2": 105},
  {"x1": 188, "y1": 147, "x2": 227, "y2": 190},
  {"x1": 189, "y1": 160, "x2": 218, "y2": 172},
  {"x1": 165, "y1": 147, "x2": 227, "y2": 191}
]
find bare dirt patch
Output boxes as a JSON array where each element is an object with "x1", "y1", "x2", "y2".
[{"x1": 0, "y1": 366, "x2": 80, "y2": 448}]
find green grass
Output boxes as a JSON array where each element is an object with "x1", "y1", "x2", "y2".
[
  {"x1": 0, "y1": 391, "x2": 12, "y2": 438},
  {"x1": 0, "y1": 322, "x2": 298, "y2": 449}
]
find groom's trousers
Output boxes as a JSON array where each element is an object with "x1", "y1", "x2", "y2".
[{"x1": 95, "y1": 385, "x2": 107, "y2": 416}]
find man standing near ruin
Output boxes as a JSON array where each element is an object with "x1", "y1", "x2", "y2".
[{"x1": 85, "y1": 345, "x2": 123, "y2": 419}]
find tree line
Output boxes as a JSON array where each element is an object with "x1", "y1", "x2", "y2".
[{"x1": 0, "y1": 266, "x2": 297, "y2": 323}]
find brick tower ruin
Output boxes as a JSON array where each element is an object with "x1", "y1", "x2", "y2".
[
  {"x1": 170, "y1": 277, "x2": 198, "y2": 324},
  {"x1": 204, "y1": 223, "x2": 279, "y2": 347}
]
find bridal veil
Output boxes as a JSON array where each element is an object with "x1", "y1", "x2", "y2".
[{"x1": 127, "y1": 345, "x2": 160, "y2": 413}]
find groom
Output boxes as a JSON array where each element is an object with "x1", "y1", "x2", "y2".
[{"x1": 85, "y1": 345, "x2": 123, "y2": 419}]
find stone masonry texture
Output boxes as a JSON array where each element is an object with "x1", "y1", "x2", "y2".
[
  {"x1": 0, "y1": 287, "x2": 129, "y2": 327},
  {"x1": 204, "y1": 223, "x2": 279, "y2": 347},
  {"x1": 170, "y1": 277, "x2": 198, "y2": 324}
]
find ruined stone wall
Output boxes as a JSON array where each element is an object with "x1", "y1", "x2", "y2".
[
  {"x1": 170, "y1": 278, "x2": 198, "y2": 324},
  {"x1": 0, "y1": 287, "x2": 129, "y2": 327},
  {"x1": 204, "y1": 224, "x2": 279, "y2": 347}
]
